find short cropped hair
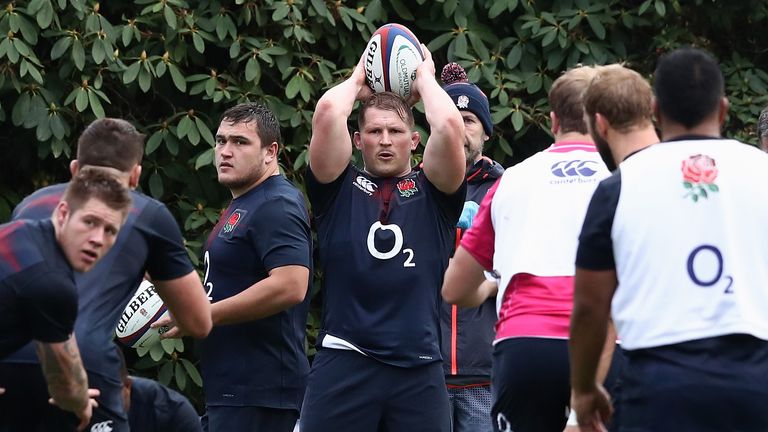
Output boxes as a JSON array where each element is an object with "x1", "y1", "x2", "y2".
[
  {"x1": 583, "y1": 64, "x2": 654, "y2": 132},
  {"x1": 220, "y1": 102, "x2": 282, "y2": 149},
  {"x1": 357, "y1": 92, "x2": 414, "y2": 130},
  {"x1": 62, "y1": 167, "x2": 132, "y2": 215},
  {"x1": 549, "y1": 65, "x2": 600, "y2": 134},
  {"x1": 77, "y1": 118, "x2": 145, "y2": 172},
  {"x1": 653, "y1": 48, "x2": 724, "y2": 128}
]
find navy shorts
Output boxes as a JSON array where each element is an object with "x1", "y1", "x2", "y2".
[
  {"x1": 491, "y1": 337, "x2": 623, "y2": 432},
  {"x1": 0, "y1": 362, "x2": 129, "y2": 432},
  {"x1": 618, "y1": 334, "x2": 768, "y2": 432},
  {"x1": 202, "y1": 405, "x2": 297, "y2": 432},
  {"x1": 300, "y1": 348, "x2": 450, "y2": 432}
]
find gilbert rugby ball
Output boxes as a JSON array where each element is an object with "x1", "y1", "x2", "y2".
[
  {"x1": 115, "y1": 280, "x2": 169, "y2": 349},
  {"x1": 363, "y1": 23, "x2": 424, "y2": 98}
]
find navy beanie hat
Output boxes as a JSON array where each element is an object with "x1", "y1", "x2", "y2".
[{"x1": 441, "y1": 63, "x2": 493, "y2": 137}]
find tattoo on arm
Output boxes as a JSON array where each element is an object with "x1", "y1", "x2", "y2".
[{"x1": 35, "y1": 336, "x2": 89, "y2": 413}]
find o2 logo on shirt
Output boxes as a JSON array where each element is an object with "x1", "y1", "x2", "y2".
[
  {"x1": 203, "y1": 250, "x2": 214, "y2": 300},
  {"x1": 687, "y1": 244, "x2": 733, "y2": 294},
  {"x1": 366, "y1": 221, "x2": 416, "y2": 267}
]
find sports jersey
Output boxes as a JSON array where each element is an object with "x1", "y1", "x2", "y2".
[
  {"x1": 577, "y1": 138, "x2": 768, "y2": 350},
  {"x1": 2, "y1": 183, "x2": 194, "y2": 425},
  {"x1": 200, "y1": 174, "x2": 312, "y2": 409},
  {"x1": 460, "y1": 142, "x2": 609, "y2": 342},
  {"x1": 439, "y1": 156, "x2": 503, "y2": 379},
  {"x1": 306, "y1": 164, "x2": 465, "y2": 368},
  {"x1": 0, "y1": 219, "x2": 76, "y2": 357},
  {"x1": 128, "y1": 376, "x2": 201, "y2": 432}
]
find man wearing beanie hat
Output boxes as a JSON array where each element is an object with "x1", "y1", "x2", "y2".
[{"x1": 439, "y1": 63, "x2": 504, "y2": 432}]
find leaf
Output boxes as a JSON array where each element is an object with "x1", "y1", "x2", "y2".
[
  {"x1": 192, "y1": 32, "x2": 205, "y2": 53},
  {"x1": 49, "y1": 114, "x2": 66, "y2": 139},
  {"x1": 708, "y1": 184, "x2": 719, "y2": 192},
  {"x1": 195, "y1": 117, "x2": 215, "y2": 145},
  {"x1": 683, "y1": 181, "x2": 693, "y2": 189},
  {"x1": 273, "y1": 3, "x2": 291, "y2": 21},
  {"x1": 37, "y1": 0, "x2": 54, "y2": 29},
  {"x1": 158, "y1": 360, "x2": 173, "y2": 384},
  {"x1": 654, "y1": 0, "x2": 666, "y2": 16},
  {"x1": 163, "y1": 5, "x2": 177, "y2": 29},
  {"x1": 187, "y1": 121, "x2": 200, "y2": 145},
  {"x1": 150, "y1": 343, "x2": 166, "y2": 362},
  {"x1": 286, "y1": 74, "x2": 302, "y2": 99},
  {"x1": 155, "y1": 61, "x2": 167, "y2": 77},
  {"x1": 75, "y1": 88, "x2": 89, "y2": 112},
  {"x1": 195, "y1": 147, "x2": 215, "y2": 169},
  {"x1": 146, "y1": 131, "x2": 163, "y2": 155},
  {"x1": 138, "y1": 67, "x2": 152, "y2": 92},
  {"x1": 92, "y1": 40, "x2": 105, "y2": 64},
  {"x1": 51, "y1": 37, "x2": 72, "y2": 60},
  {"x1": 245, "y1": 56, "x2": 260, "y2": 82},
  {"x1": 174, "y1": 362, "x2": 187, "y2": 390},
  {"x1": 177, "y1": 115, "x2": 193, "y2": 138},
  {"x1": 168, "y1": 64, "x2": 187, "y2": 92},
  {"x1": 506, "y1": 44, "x2": 522, "y2": 68},
  {"x1": 586, "y1": 15, "x2": 606, "y2": 40},
  {"x1": 123, "y1": 61, "x2": 141, "y2": 84},
  {"x1": 489, "y1": 1, "x2": 507, "y2": 18},
  {"x1": 149, "y1": 170, "x2": 164, "y2": 198},
  {"x1": 511, "y1": 110, "x2": 524, "y2": 131},
  {"x1": 639, "y1": 0, "x2": 652, "y2": 14},
  {"x1": 160, "y1": 338, "x2": 175, "y2": 354},
  {"x1": 388, "y1": 0, "x2": 415, "y2": 20},
  {"x1": 499, "y1": 136, "x2": 514, "y2": 156},
  {"x1": 71, "y1": 39, "x2": 85, "y2": 70},
  {"x1": 180, "y1": 358, "x2": 202, "y2": 387},
  {"x1": 88, "y1": 90, "x2": 105, "y2": 118}
]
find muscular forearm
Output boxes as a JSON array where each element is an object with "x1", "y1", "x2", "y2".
[
  {"x1": 569, "y1": 305, "x2": 609, "y2": 393},
  {"x1": 211, "y1": 265, "x2": 309, "y2": 326},
  {"x1": 35, "y1": 337, "x2": 89, "y2": 413}
]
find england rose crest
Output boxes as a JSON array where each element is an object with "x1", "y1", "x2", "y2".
[
  {"x1": 681, "y1": 154, "x2": 719, "y2": 202},
  {"x1": 396, "y1": 178, "x2": 418, "y2": 198}
]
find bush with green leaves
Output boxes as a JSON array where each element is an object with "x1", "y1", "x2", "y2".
[{"x1": 2, "y1": 0, "x2": 767, "y2": 407}]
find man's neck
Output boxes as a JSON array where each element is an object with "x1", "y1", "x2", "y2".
[
  {"x1": 554, "y1": 131, "x2": 593, "y2": 144},
  {"x1": 230, "y1": 165, "x2": 280, "y2": 198},
  {"x1": 612, "y1": 127, "x2": 659, "y2": 165}
]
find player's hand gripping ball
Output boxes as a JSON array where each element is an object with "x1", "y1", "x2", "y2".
[{"x1": 363, "y1": 23, "x2": 425, "y2": 98}]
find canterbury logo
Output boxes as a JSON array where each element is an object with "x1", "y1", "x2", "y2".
[
  {"x1": 90, "y1": 421, "x2": 114, "y2": 432},
  {"x1": 353, "y1": 176, "x2": 377, "y2": 196},
  {"x1": 550, "y1": 160, "x2": 599, "y2": 178}
]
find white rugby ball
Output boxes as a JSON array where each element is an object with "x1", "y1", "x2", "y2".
[
  {"x1": 363, "y1": 23, "x2": 424, "y2": 98},
  {"x1": 115, "y1": 280, "x2": 169, "y2": 349}
]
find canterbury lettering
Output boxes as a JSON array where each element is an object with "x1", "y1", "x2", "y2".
[
  {"x1": 365, "y1": 41, "x2": 378, "y2": 83},
  {"x1": 116, "y1": 285, "x2": 157, "y2": 333}
]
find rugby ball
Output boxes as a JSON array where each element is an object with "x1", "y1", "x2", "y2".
[
  {"x1": 363, "y1": 23, "x2": 424, "y2": 98},
  {"x1": 115, "y1": 280, "x2": 169, "y2": 349}
]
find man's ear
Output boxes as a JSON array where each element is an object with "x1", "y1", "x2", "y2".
[
  {"x1": 69, "y1": 160, "x2": 79, "y2": 176},
  {"x1": 410, "y1": 131, "x2": 420, "y2": 151},
  {"x1": 54, "y1": 200, "x2": 70, "y2": 228},
  {"x1": 550, "y1": 112, "x2": 559, "y2": 135},
  {"x1": 265, "y1": 142, "x2": 279, "y2": 163},
  {"x1": 595, "y1": 113, "x2": 610, "y2": 139},
  {"x1": 717, "y1": 96, "x2": 729, "y2": 126},
  {"x1": 651, "y1": 97, "x2": 663, "y2": 130},
  {"x1": 128, "y1": 165, "x2": 141, "y2": 189},
  {"x1": 353, "y1": 131, "x2": 363, "y2": 150}
]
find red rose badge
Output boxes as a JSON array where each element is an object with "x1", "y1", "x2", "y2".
[
  {"x1": 681, "y1": 154, "x2": 719, "y2": 202},
  {"x1": 396, "y1": 178, "x2": 418, "y2": 198}
]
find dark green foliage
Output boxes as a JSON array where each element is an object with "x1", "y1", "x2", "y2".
[{"x1": 2, "y1": 0, "x2": 767, "y2": 407}]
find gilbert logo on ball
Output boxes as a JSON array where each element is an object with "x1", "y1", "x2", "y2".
[
  {"x1": 363, "y1": 23, "x2": 424, "y2": 98},
  {"x1": 115, "y1": 279, "x2": 169, "y2": 349}
]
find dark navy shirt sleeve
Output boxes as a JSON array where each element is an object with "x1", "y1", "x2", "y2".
[
  {"x1": 142, "y1": 203, "x2": 195, "y2": 281},
  {"x1": 424, "y1": 174, "x2": 467, "y2": 227},
  {"x1": 306, "y1": 165, "x2": 350, "y2": 217},
  {"x1": 576, "y1": 171, "x2": 622, "y2": 270},
  {"x1": 18, "y1": 270, "x2": 77, "y2": 343},
  {"x1": 250, "y1": 195, "x2": 312, "y2": 272}
]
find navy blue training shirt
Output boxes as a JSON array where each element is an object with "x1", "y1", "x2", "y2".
[
  {"x1": 307, "y1": 165, "x2": 465, "y2": 368},
  {"x1": 3, "y1": 183, "x2": 194, "y2": 417},
  {"x1": 200, "y1": 175, "x2": 312, "y2": 409},
  {"x1": 0, "y1": 219, "x2": 77, "y2": 358}
]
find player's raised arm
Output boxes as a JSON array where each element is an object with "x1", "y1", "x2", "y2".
[
  {"x1": 416, "y1": 45, "x2": 466, "y2": 194},
  {"x1": 309, "y1": 55, "x2": 374, "y2": 183}
]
